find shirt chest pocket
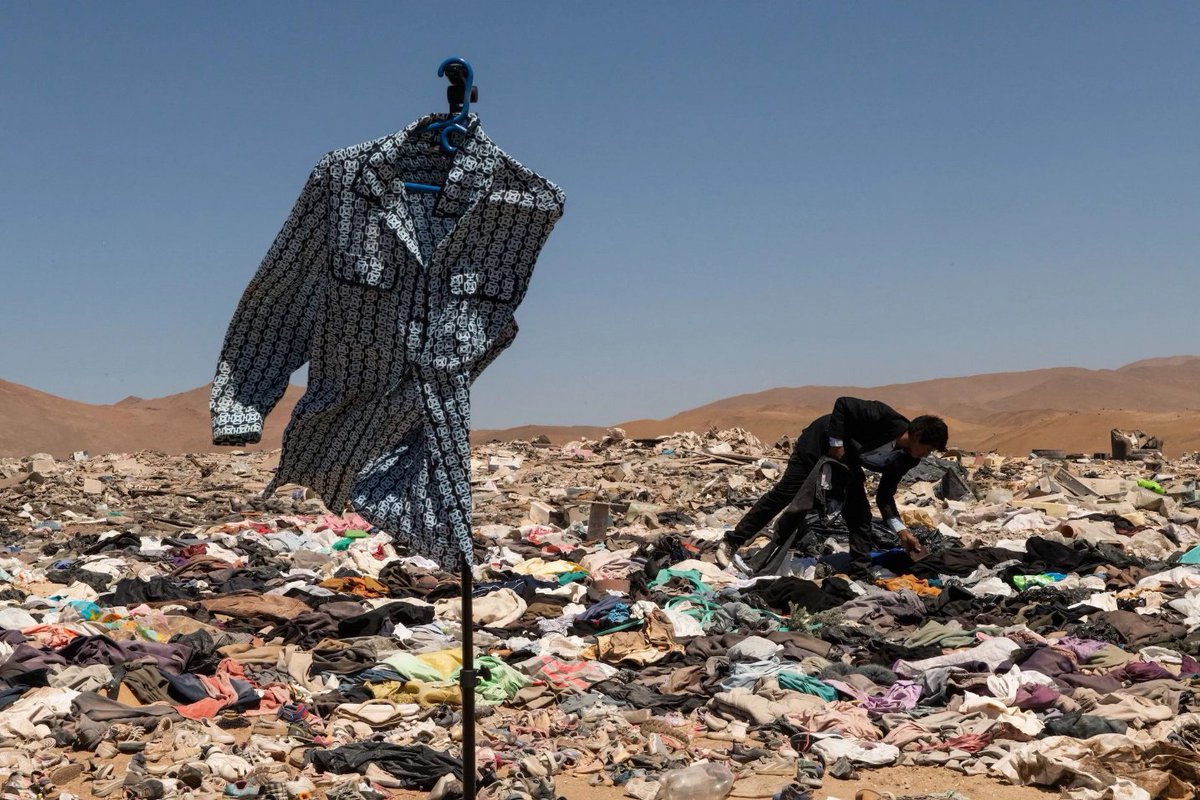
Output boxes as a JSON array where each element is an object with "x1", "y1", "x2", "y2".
[
  {"x1": 448, "y1": 267, "x2": 521, "y2": 304},
  {"x1": 329, "y1": 206, "x2": 408, "y2": 291}
]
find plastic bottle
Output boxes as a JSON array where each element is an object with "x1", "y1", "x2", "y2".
[{"x1": 657, "y1": 762, "x2": 735, "y2": 800}]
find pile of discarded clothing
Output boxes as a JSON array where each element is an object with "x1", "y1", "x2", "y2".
[{"x1": 1, "y1": 438, "x2": 1199, "y2": 800}]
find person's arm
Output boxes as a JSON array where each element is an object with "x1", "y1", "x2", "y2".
[
  {"x1": 826, "y1": 396, "x2": 854, "y2": 447},
  {"x1": 877, "y1": 456, "x2": 926, "y2": 554},
  {"x1": 875, "y1": 461, "x2": 906, "y2": 529}
]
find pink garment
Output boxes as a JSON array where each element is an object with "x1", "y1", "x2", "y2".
[
  {"x1": 177, "y1": 673, "x2": 239, "y2": 720},
  {"x1": 526, "y1": 656, "x2": 611, "y2": 692},
  {"x1": 818, "y1": 679, "x2": 921, "y2": 715},
  {"x1": 783, "y1": 701, "x2": 881, "y2": 741},
  {"x1": 216, "y1": 520, "x2": 259, "y2": 532},
  {"x1": 525, "y1": 528, "x2": 579, "y2": 555},
  {"x1": 217, "y1": 657, "x2": 293, "y2": 718},
  {"x1": 218, "y1": 658, "x2": 249, "y2": 682},
  {"x1": 22, "y1": 625, "x2": 82, "y2": 649},
  {"x1": 919, "y1": 733, "x2": 992, "y2": 753},
  {"x1": 864, "y1": 681, "x2": 922, "y2": 715},
  {"x1": 248, "y1": 685, "x2": 291, "y2": 715},
  {"x1": 320, "y1": 513, "x2": 372, "y2": 533},
  {"x1": 882, "y1": 720, "x2": 935, "y2": 749}
]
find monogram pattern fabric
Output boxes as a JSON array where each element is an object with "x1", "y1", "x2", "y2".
[{"x1": 211, "y1": 115, "x2": 565, "y2": 569}]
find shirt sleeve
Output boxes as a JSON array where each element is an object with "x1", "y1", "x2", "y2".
[
  {"x1": 826, "y1": 397, "x2": 853, "y2": 443},
  {"x1": 875, "y1": 456, "x2": 917, "y2": 530},
  {"x1": 210, "y1": 162, "x2": 329, "y2": 445}
]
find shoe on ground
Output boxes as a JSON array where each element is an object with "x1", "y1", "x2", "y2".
[{"x1": 717, "y1": 538, "x2": 751, "y2": 571}]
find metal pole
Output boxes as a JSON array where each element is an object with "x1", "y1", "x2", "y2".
[{"x1": 460, "y1": 555, "x2": 476, "y2": 799}]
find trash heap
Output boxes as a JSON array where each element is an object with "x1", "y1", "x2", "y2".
[{"x1": 1, "y1": 431, "x2": 1200, "y2": 800}]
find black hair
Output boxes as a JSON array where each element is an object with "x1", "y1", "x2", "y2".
[{"x1": 908, "y1": 415, "x2": 949, "y2": 450}]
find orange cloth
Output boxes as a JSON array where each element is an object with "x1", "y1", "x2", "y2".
[
  {"x1": 876, "y1": 575, "x2": 941, "y2": 597},
  {"x1": 319, "y1": 576, "x2": 390, "y2": 598}
]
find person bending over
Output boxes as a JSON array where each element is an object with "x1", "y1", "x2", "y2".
[{"x1": 716, "y1": 397, "x2": 948, "y2": 577}]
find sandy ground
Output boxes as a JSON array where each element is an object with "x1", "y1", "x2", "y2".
[
  {"x1": 57, "y1": 758, "x2": 1052, "y2": 800},
  {"x1": 370, "y1": 767, "x2": 1053, "y2": 800}
]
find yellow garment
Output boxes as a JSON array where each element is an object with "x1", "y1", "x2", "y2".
[
  {"x1": 366, "y1": 680, "x2": 416, "y2": 702},
  {"x1": 900, "y1": 509, "x2": 938, "y2": 529},
  {"x1": 877, "y1": 575, "x2": 941, "y2": 597},
  {"x1": 511, "y1": 558, "x2": 587, "y2": 578},
  {"x1": 416, "y1": 648, "x2": 463, "y2": 679},
  {"x1": 408, "y1": 681, "x2": 463, "y2": 707},
  {"x1": 366, "y1": 679, "x2": 462, "y2": 707}
]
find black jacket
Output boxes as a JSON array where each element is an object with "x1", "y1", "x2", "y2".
[{"x1": 819, "y1": 396, "x2": 920, "y2": 523}]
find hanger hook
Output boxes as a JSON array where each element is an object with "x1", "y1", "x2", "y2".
[
  {"x1": 425, "y1": 57, "x2": 474, "y2": 154},
  {"x1": 438, "y1": 122, "x2": 469, "y2": 153},
  {"x1": 437, "y1": 57, "x2": 474, "y2": 123}
]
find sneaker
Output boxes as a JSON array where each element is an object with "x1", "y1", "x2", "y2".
[
  {"x1": 48, "y1": 762, "x2": 84, "y2": 786},
  {"x1": 259, "y1": 782, "x2": 288, "y2": 800},
  {"x1": 207, "y1": 752, "x2": 252, "y2": 783},
  {"x1": 715, "y1": 538, "x2": 738, "y2": 568},
  {"x1": 123, "y1": 779, "x2": 166, "y2": 800},
  {"x1": 776, "y1": 783, "x2": 813, "y2": 800},
  {"x1": 203, "y1": 721, "x2": 238, "y2": 746},
  {"x1": 730, "y1": 744, "x2": 770, "y2": 763},
  {"x1": 794, "y1": 758, "x2": 824, "y2": 789},
  {"x1": 91, "y1": 777, "x2": 125, "y2": 798},
  {"x1": 178, "y1": 766, "x2": 205, "y2": 790},
  {"x1": 707, "y1": 720, "x2": 748, "y2": 742},
  {"x1": 285, "y1": 778, "x2": 315, "y2": 800},
  {"x1": 828, "y1": 756, "x2": 858, "y2": 780}
]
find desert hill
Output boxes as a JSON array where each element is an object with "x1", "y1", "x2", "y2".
[
  {"x1": 587, "y1": 356, "x2": 1200, "y2": 455},
  {"x1": 3, "y1": 357, "x2": 1198, "y2": 457}
]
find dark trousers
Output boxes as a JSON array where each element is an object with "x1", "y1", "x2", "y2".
[{"x1": 728, "y1": 421, "x2": 873, "y2": 561}]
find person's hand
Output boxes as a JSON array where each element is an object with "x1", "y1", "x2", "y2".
[
  {"x1": 898, "y1": 529, "x2": 928, "y2": 559},
  {"x1": 827, "y1": 445, "x2": 845, "y2": 461}
]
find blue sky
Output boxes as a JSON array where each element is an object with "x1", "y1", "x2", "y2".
[{"x1": 2, "y1": 2, "x2": 1198, "y2": 428}]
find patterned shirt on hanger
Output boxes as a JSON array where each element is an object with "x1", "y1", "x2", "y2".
[{"x1": 210, "y1": 114, "x2": 565, "y2": 570}]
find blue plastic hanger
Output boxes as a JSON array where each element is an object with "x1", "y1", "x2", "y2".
[{"x1": 404, "y1": 57, "x2": 476, "y2": 194}]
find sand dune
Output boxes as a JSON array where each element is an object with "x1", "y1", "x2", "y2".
[{"x1": 4, "y1": 356, "x2": 1198, "y2": 457}]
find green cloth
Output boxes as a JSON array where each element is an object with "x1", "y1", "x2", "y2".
[
  {"x1": 1013, "y1": 574, "x2": 1059, "y2": 590},
  {"x1": 648, "y1": 568, "x2": 713, "y2": 595},
  {"x1": 1137, "y1": 479, "x2": 1166, "y2": 494},
  {"x1": 778, "y1": 671, "x2": 838, "y2": 701},
  {"x1": 665, "y1": 594, "x2": 727, "y2": 631},
  {"x1": 904, "y1": 620, "x2": 977, "y2": 649},
  {"x1": 331, "y1": 537, "x2": 352, "y2": 551},
  {"x1": 343, "y1": 529, "x2": 370, "y2": 538},
  {"x1": 381, "y1": 652, "x2": 448, "y2": 683},
  {"x1": 1085, "y1": 643, "x2": 1138, "y2": 669},
  {"x1": 453, "y1": 656, "x2": 530, "y2": 703},
  {"x1": 558, "y1": 571, "x2": 588, "y2": 585}
]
